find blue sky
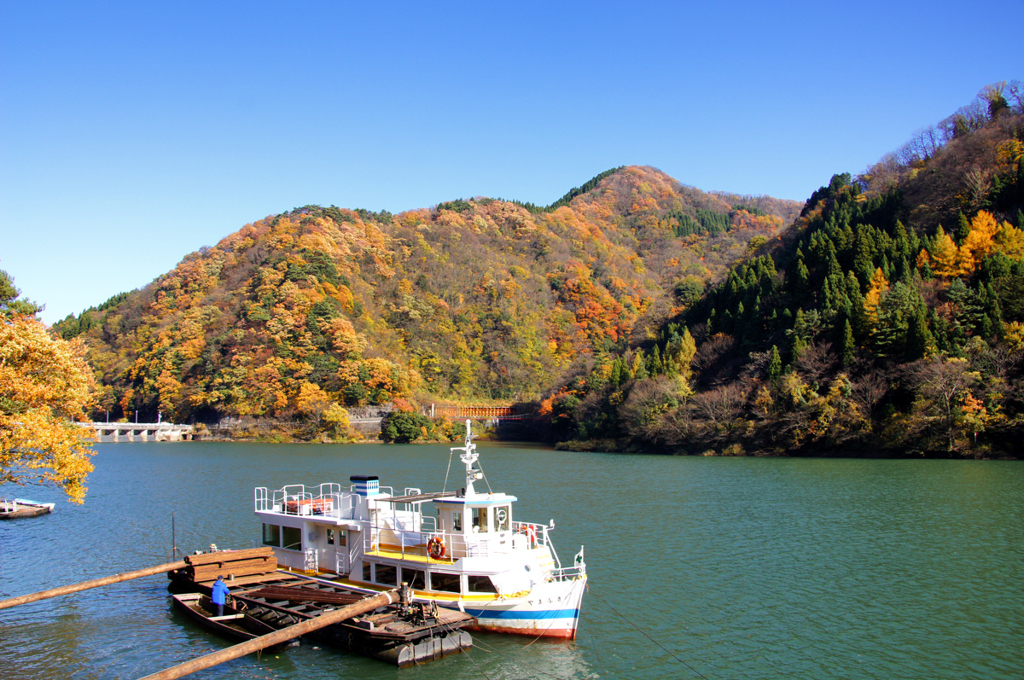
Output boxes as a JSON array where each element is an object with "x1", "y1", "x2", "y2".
[{"x1": 1, "y1": 1, "x2": 1021, "y2": 325}]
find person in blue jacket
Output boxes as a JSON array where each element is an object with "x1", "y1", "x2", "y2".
[{"x1": 211, "y1": 575, "x2": 230, "y2": 617}]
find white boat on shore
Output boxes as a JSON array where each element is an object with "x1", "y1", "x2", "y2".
[
  {"x1": 0, "y1": 498, "x2": 55, "y2": 520},
  {"x1": 254, "y1": 422, "x2": 587, "y2": 639}
]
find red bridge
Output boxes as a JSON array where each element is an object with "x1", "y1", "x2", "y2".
[{"x1": 424, "y1": 404, "x2": 527, "y2": 420}]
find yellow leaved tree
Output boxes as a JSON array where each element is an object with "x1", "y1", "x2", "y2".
[{"x1": 0, "y1": 269, "x2": 96, "y2": 503}]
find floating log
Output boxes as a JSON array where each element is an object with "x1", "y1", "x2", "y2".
[
  {"x1": 0, "y1": 560, "x2": 188, "y2": 611},
  {"x1": 138, "y1": 589, "x2": 400, "y2": 680}
]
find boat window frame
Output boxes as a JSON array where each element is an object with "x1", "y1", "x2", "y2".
[
  {"x1": 262, "y1": 523, "x2": 280, "y2": 547},
  {"x1": 375, "y1": 563, "x2": 397, "y2": 586},
  {"x1": 467, "y1": 575, "x2": 498, "y2": 593},
  {"x1": 495, "y1": 505, "x2": 510, "y2": 532},
  {"x1": 281, "y1": 526, "x2": 302, "y2": 551},
  {"x1": 473, "y1": 507, "x2": 489, "y2": 533},
  {"x1": 429, "y1": 571, "x2": 462, "y2": 593},
  {"x1": 402, "y1": 567, "x2": 426, "y2": 590}
]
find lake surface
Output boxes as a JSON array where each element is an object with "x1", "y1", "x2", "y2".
[{"x1": 1, "y1": 442, "x2": 1022, "y2": 680}]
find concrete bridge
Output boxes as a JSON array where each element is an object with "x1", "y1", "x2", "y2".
[{"x1": 79, "y1": 422, "x2": 195, "y2": 443}]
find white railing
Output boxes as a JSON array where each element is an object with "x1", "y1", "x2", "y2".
[{"x1": 254, "y1": 484, "x2": 355, "y2": 518}]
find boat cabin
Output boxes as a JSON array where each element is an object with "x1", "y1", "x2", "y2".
[{"x1": 255, "y1": 474, "x2": 551, "y2": 599}]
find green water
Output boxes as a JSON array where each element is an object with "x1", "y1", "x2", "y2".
[{"x1": 1, "y1": 442, "x2": 1022, "y2": 679}]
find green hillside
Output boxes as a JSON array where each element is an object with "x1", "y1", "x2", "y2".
[{"x1": 547, "y1": 82, "x2": 1024, "y2": 458}]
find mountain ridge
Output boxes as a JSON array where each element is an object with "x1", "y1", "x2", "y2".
[{"x1": 55, "y1": 165, "x2": 799, "y2": 435}]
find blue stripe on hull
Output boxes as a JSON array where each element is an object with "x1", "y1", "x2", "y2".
[{"x1": 462, "y1": 607, "x2": 580, "y2": 620}]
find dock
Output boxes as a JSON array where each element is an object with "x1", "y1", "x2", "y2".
[{"x1": 167, "y1": 547, "x2": 474, "y2": 668}]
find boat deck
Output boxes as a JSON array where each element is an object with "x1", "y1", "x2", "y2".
[{"x1": 366, "y1": 544, "x2": 456, "y2": 565}]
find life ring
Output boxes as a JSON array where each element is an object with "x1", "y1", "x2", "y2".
[
  {"x1": 427, "y1": 536, "x2": 446, "y2": 559},
  {"x1": 525, "y1": 525, "x2": 537, "y2": 545}
]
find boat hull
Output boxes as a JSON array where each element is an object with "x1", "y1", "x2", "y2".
[
  {"x1": 316, "y1": 572, "x2": 587, "y2": 640},
  {"x1": 457, "y1": 575, "x2": 586, "y2": 639}
]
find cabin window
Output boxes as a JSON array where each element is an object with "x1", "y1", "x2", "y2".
[
  {"x1": 473, "y1": 507, "x2": 489, "y2": 532},
  {"x1": 363, "y1": 562, "x2": 372, "y2": 582},
  {"x1": 337, "y1": 530, "x2": 347, "y2": 546},
  {"x1": 375, "y1": 564, "x2": 397, "y2": 586},
  {"x1": 262, "y1": 524, "x2": 280, "y2": 547},
  {"x1": 495, "y1": 506, "x2": 510, "y2": 532},
  {"x1": 468, "y1": 575, "x2": 497, "y2": 593},
  {"x1": 403, "y1": 568, "x2": 426, "y2": 589},
  {"x1": 282, "y1": 526, "x2": 302, "y2": 551},
  {"x1": 327, "y1": 529, "x2": 335, "y2": 545},
  {"x1": 430, "y1": 572, "x2": 461, "y2": 593},
  {"x1": 452, "y1": 511, "x2": 462, "y2": 532}
]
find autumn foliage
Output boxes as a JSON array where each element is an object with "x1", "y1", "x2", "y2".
[
  {"x1": 1, "y1": 270, "x2": 95, "y2": 502},
  {"x1": 56, "y1": 168, "x2": 798, "y2": 439}
]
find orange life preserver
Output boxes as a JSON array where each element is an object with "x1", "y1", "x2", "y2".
[
  {"x1": 428, "y1": 536, "x2": 446, "y2": 559},
  {"x1": 526, "y1": 525, "x2": 537, "y2": 545}
]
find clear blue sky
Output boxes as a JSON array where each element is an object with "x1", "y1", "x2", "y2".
[{"x1": 2, "y1": 1, "x2": 1021, "y2": 325}]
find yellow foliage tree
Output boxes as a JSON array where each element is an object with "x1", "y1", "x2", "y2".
[
  {"x1": 322, "y1": 403, "x2": 351, "y2": 438},
  {"x1": 960, "y1": 210, "x2": 1000, "y2": 271},
  {"x1": 1, "y1": 315, "x2": 96, "y2": 503},
  {"x1": 864, "y1": 267, "x2": 889, "y2": 334},
  {"x1": 994, "y1": 218, "x2": 1024, "y2": 259},
  {"x1": 928, "y1": 226, "x2": 966, "y2": 278}
]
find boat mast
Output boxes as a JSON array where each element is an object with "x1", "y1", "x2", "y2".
[{"x1": 451, "y1": 420, "x2": 483, "y2": 497}]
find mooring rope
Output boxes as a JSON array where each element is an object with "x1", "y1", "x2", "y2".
[{"x1": 588, "y1": 588, "x2": 711, "y2": 680}]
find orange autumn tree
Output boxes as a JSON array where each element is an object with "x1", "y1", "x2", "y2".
[
  {"x1": 0, "y1": 269, "x2": 96, "y2": 503},
  {"x1": 921, "y1": 211, "x2": 1018, "y2": 278}
]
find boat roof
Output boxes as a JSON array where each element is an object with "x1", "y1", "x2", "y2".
[
  {"x1": 379, "y1": 490, "x2": 519, "y2": 506},
  {"x1": 380, "y1": 491, "x2": 458, "y2": 505}
]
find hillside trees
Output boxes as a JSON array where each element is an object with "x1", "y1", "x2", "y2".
[
  {"x1": 54, "y1": 167, "x2": 798, "y2": 437},
  {"x1": 538, "y1": 93, "x2": 1024, "y2": 457}
]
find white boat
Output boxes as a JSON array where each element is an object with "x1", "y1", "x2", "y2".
[
  {"x1": 253, "y1": 422, "x2": 587, "y2": 639},
  {"x1": 0, "y1": 498, "x2": 55, "y2": 520}
]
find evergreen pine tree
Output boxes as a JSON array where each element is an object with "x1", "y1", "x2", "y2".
[
  {"x1": 767, "y1": 345, "x2": 782, "y2": 382},
  {"x1": 955, "y1": 211, "x2": 971, "y2": 244},
  {"x1": 610, "y1": 358, "x2": 623, "y2": 387},
  {"x1": 632, "y1": 351, "x2": 649, "y2": 381},
  {"x1": 840, "y1": 319, "x2": 855, "y2": 366}
]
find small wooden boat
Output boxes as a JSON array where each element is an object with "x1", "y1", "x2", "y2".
[
  {"x1": 171, "y1": 593, "x2": 291, "y2": 651},
  {"x1": 0, "y1": 498, "x2": 55, "y2": 520}
]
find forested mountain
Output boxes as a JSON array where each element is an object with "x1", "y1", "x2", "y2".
[
  {"x1": 55, "y1": 165, "x2": 799, "y2": 438},
  {"x1": 545, "y1": 82, "x2": 1024, "y2": 458},
  {"x1": 57, "y1": 82, "x2": 1024, "y2": 455}
]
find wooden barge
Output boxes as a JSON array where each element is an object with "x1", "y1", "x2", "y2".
[{"x1": 167, "y1": 547, "x2": 473, "y2": 667}]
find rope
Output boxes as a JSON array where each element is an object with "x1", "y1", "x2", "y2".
[
  {"x1": 589, "y1": 588, "x2": 711, "y2": 680},
  {"x1": 442, "y1": 446, "x2": 456, "y2": 495}
]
